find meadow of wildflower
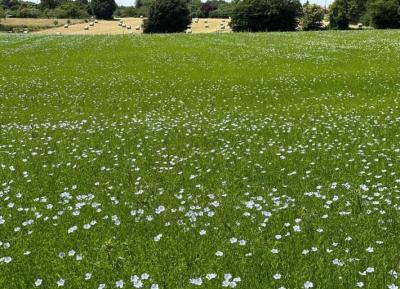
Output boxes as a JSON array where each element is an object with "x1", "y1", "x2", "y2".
[{"x1": 0, "y1": 30, "x2": 400, "y2": 289}]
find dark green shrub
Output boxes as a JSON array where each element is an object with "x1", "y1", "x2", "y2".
[
  {"x1": 208, "y1": 2, "x2": 232, "y2": 18},
  {"x1": 301, "y1": 3, "x2": 325, "y2": 30},
  {"x1": 143, "y1": 0, "x2": 190, "y2": 33},
  {"x1": 368, "y1": 0, "x2": 400, "y2": 28},
  {"x1": 90, "y1": 0, "x2": 116, "y2": 19},
  {"x1": 17, "y1": 7, "x2": 42, "y2": 18},
  {"x1": 40, "y1": 0, "x2": 59, "y2": 9},
  {"x1": 348, "y1": 0, "x2": 367, "y2": 23},
  {"x1": 53, "y1": 3, "x2": 89, "y2": 19},
  {"x1": 230, "y1": 0, "x2": 302, "y2": 32},
  {"x1": 329, "y1": 0, "x2": 350, "y2": 29},
  {"x1": 114, "y1": 6, "x2": 138, "y2": 17},
  {"x1": 0, "y1": 7, "x2": 5, "y2": 20}
]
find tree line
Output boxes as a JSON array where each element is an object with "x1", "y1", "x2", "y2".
[
  {"x1": 329, "y1": 0, "x2": 400, "y2": 29},
  {"x1": 229, "y1": 0, "x2": 400, "y2": 31},
  {"x1": 142, "y1": 0, "x2": 400, "y2": 33},
  {"x1": 0, "y1": 0, "x2": 116, "y2": 19},
  {"x1": 115, "y1": 0, "x2": 233, "y2": 18},
  {"x1": 0, "y1": 0, "x2": 233, "y2": 20}
]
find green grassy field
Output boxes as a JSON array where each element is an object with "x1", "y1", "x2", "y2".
[{"x1": 1, "y1": 31, "x2": 400, "y2": 289}]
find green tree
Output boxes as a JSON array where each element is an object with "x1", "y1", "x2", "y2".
[
  {"x1": 2, "y1": 0, "x2": 18, "y2": 9},
  {"x1": 208, "y1": 3, "x2": 233, "y2": 18},
  {"x1": 188, "y1": 0, "x2": 201, "y2": 17},
  {"x1": 91, "y1": 0, "x2": 117, "y2": 19},
  {"x1": 368, "y1": 0, "x2": 400, "y2": 28},
  {"x1": 40, "y1": 0, "x2": 58, "y2": 9},
  {"x1": 143, "y1": 0, "x2": 190, "y2": 33},
  {"x1": 0, "y1": 7, "x2": 5, "y2": 22},
  {"x1": 17, "y1": 7, "x2": 42, "y2": 17},
  {"x1": 329, "y1": 0, "x2": 350, "y2": 29},
  {"x1": 230, "y1": 0, "x2": 302, "y2": 32},
  {"x1": 49, "y1": 2, "x2": 89, "y2": 18},
  {"x1": 135, "y1": 0, "x2": 144, "y2": 8},
  {"x1": 135, "y1": 0, "x2": 155, "y2": 16},
  {"x1": 114, "y1": 6, "x2": 138, "y2": 17},
  {"x1": 0, "y1": 0, "x2": 10, "y2": 9},
  {"x1": 76, "y1": 0, "x2": 88, "y2": 5},
  {"x1": 348, "y1": 0, "x2": 367, "y2": 23},
  {"x1": 302, "y1": 3, "x2": 325, "y2": 30}
]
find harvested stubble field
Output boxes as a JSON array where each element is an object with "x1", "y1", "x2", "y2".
[
  {"x1": 34, "y1": 18, "x2": 230, "y2": 35},
  {"x1": 0, "y1": 31, "x2": 400, "y2": 289},
  {"x1": 0, "y1": 18, "x2": 83, "y2": 27},
  {"x1": 0, "y1": 18, "x2": 83, "y2": 32}
]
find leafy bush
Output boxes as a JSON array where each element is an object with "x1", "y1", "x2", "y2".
[
  {"x1": 188, "y1": 0, "x2": 201, "y2": 18},
  {"x1": 200, "y1": 1, "x2": 217, "y2": 17},
  {"x1": 40, "y1": 0, "x2": 58, "y2": 10},
  {"x1": 368, "y1": 0, "x2": 400, "y2": 28},
  {"x1": 16, "y1": 7, "x2": 42, "y2": 18},
  {"x1": 301, "y1": 3, "x2": 325, "y2": 30},
  {"x1": 90, "y1": 0, "x2": 116, "y2": 19},
  {"x1": 348, "y1": 0, "x2": 367, "y2": 23},
  {"x1": 52, "y1": 2, "x2": 89, "y2": 19},
  {"x1": 135, "y1": 0, "x2": 154, "y2": 17},
  {"x1": 329, "y1": 0, "x2": 350, "y2": 29},
  {"x1": 114, "y1": 6, "x2": 137, "y2": 17},
  {"x1": 0, "y1": 0, "x2": 11, "y2": 9},
  {"x1": 230, "y1": 0, "x2": 302, "y2": 32},
  {"x1": 208, "y1": 2, "x2": 232, "y2": 18},
  {"x1": 0, "y1": 7, "x2": 5, "y2": 20},
  {"x1": 143, "y1": 0, "x2": 190, "y2": 33},
  {"x1": 208, "y1": 7, "x2": 232, "y2": 18}
]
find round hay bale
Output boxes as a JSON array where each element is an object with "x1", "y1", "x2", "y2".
[
  {"x1": 84, "y1": 26, "x2": 89, "y2": 30},
  {"x1": 64, "y1": 24, "x2": 69, "y2": 28}
]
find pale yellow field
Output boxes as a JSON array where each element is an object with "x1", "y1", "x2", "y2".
[
  {"x1": 35, "y1": 17, "x2": 231, "y2": 35},
  {"x1": 188, "y1": 18, "x2": 231, "y2": 33},
  {"x1": 1, "y1": 18, "x2": 83, "y2": 27}
]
